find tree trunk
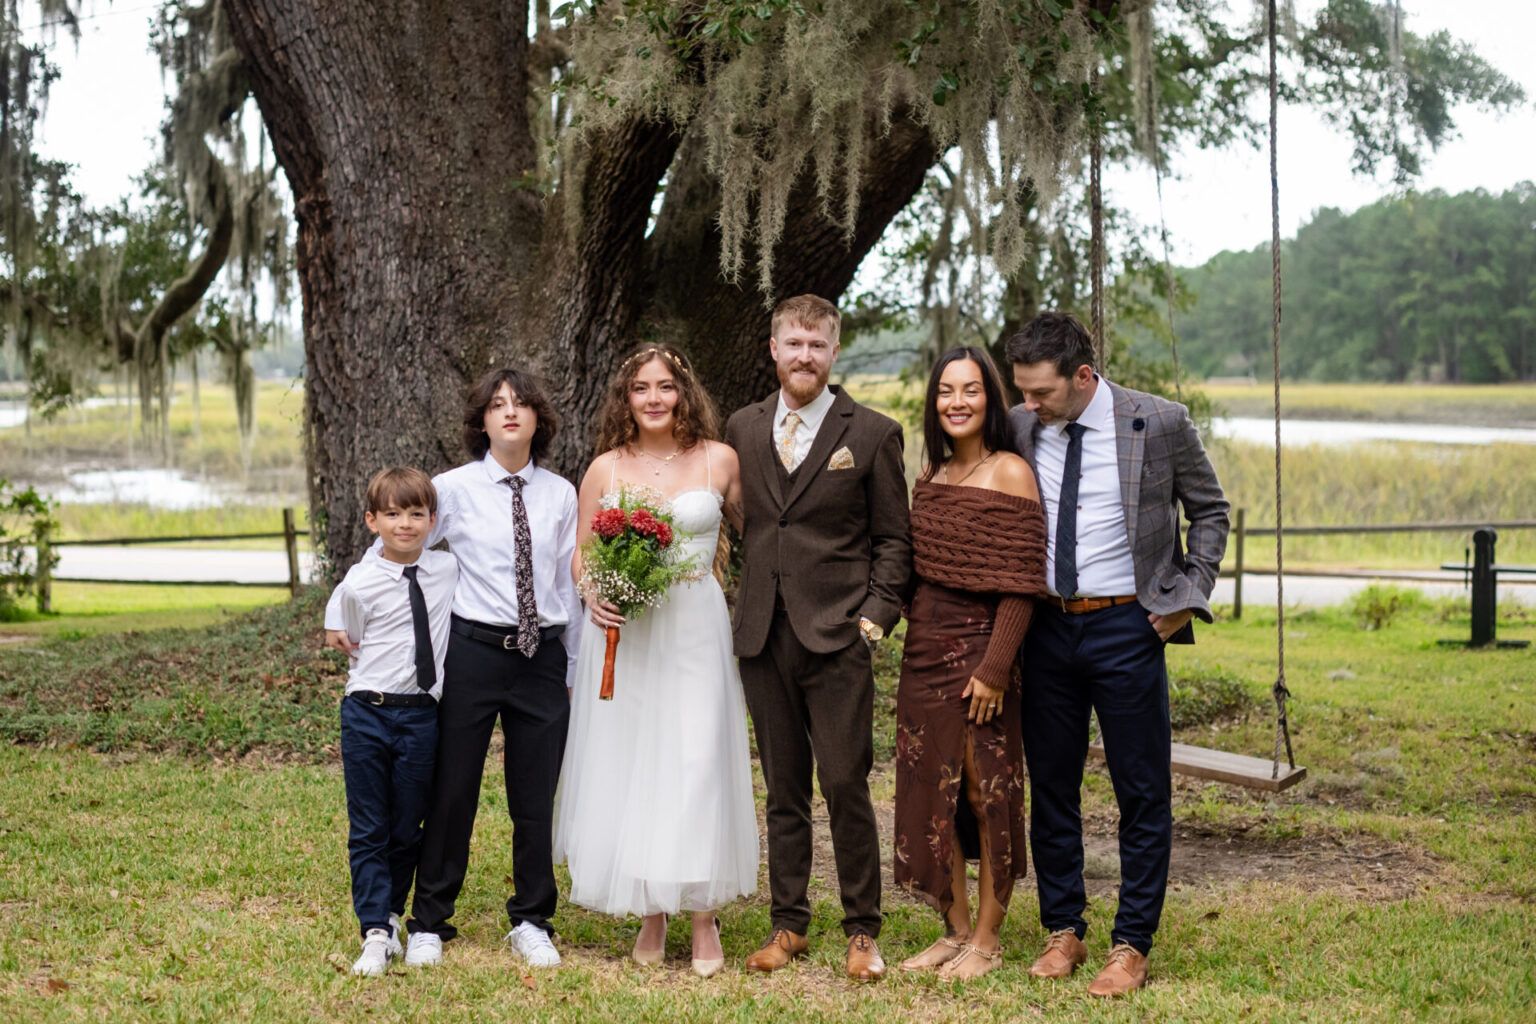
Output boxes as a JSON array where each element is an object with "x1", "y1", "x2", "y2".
[{"x1": 224, "y1": 1, "x2": 939, "y2": 576}]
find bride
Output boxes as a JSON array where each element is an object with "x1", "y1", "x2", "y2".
[{"x1": 553, "y1": 343, "x2": 758, "y2": 977}]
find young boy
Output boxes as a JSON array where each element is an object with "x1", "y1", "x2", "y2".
[{"x1": 324, "y1": 467, "x2": 457, "y2": 977}]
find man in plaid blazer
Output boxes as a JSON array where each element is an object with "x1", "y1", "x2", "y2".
[{"x1": 1006, "y1": 312, "x2": 1229, "y2": 997}]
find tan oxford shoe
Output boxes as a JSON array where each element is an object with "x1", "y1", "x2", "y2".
[
  {"x1": 1027, "y1": 929, "x2": 1088, "y2": 979},
  {"x1": 845, "y1": 933, "x2": 886, "y2": 982},
  {"x1": 743, "y1": 928, "x2": 807, "y2": 972},
  {"x1": 1087, "y1": 943, "x2": 1149, "y2": 997}
]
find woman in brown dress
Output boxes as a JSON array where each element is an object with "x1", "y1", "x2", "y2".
[{"x1": 895, "y1": 346, "x2": 1047, "y2": 980}]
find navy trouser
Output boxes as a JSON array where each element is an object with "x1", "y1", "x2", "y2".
[
  {"x1": 340, "y1": 696, "x2": 438, "y2": 936},
  {"x1": 1019, "y1": 599, "x2": 1172, "y2": 955},
  {"x1": 408, "y1": 630, "x2": 569, "y2": 940}
]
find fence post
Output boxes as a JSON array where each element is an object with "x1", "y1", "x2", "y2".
[
  {"x1": 1231, "y1": 508, "x2": 1246, "y2": 620},
  {"x1": 283, "y1": 508, "x2": 301, "y2": 596},
  {"x1": 36, "y1": 518, "x2": 53, "y2": 615}
]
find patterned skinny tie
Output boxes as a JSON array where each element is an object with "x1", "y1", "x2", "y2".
[
  {"x1": 503, "y1": 475, "x2": 542, "y2": 657},
  {"x1": 1054, "y1": 421, "x2": 1088, "y2": 600},
  {"x1": 778, "y1": 411, "x2": 802, "y2": 470},
  {"x1": 401, "y1": 564, "x2": 435, "y2": 691}
]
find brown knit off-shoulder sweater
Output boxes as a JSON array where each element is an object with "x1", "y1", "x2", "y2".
[{"x1": 910, "y1": 481, "x2": 1049, "y2": 688}]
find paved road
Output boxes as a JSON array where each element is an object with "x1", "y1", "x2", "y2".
[{"x1": 51, "y1": 546, "x2": 1536, "y2": 606}]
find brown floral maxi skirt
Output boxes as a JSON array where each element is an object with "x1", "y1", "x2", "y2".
[{"x1": 894, "y1": 582, "x2": 1028, "y2": 914}]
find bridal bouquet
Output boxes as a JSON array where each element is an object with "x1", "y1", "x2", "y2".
[{"x1": 580, "y1": 485, "x2": 702, "y2": 700}]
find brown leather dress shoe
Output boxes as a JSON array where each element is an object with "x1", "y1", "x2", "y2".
[
  {"x1": 1087, "y1": 943, "x2": 1149, "y2": 997},
  {"x1": 1028, "y1": 929, "x2": 1088, "y2": 979},
  {"x1": 743, "y1": 928, "x2": 808, "y2": 972},
  {"x1": 845, "y1": 934, "x2": 886, "y2": 982}
]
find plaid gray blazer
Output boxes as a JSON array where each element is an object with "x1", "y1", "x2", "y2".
[{"x1": 1009, "y1": 379, "x2": 1230, "y2": 644}]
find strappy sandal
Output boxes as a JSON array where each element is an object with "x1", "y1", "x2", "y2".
[
  {"x1": 937, "y1": 942, "x2": 1004, "y2": 981},
  {"x1": 899, "y1": 935, "x2": 967, "y2": 972}
]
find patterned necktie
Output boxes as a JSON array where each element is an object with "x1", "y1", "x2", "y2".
[
  {"x1": 503, "y1": 475, "x2": 542, "y2": 657},
  {"x1": 1054, "y1": 422, "x2": 1088, "y2": 599},
  {"x1": 401, "y1": 564, "x2": 435, "y2": 691},
  {"x1": 778, "y1": 411, "x2": 802, "y2": 470}
]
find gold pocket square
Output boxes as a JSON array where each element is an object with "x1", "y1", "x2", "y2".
[{"x1": 827, "y1": 446, "x2": 856, "y2": 471}]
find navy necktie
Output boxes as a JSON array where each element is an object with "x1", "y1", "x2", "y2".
[
  {"x1": 1054, "y1": 422, "x2": 1088, "y2": 599},
  {"x1": 402, "y1": 564, "x2": 435, "y2": 691}
]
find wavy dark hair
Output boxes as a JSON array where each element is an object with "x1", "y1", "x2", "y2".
[
  {"x1": 920, "y1": 346, "x2": 1018, "y2": 482},
  {"x1": 1003, "y1": 310, "x2": 1096, "y2": 376},
  {"x1": 592, "y1": 344, "x2": 720, "y2": 455},
  {"x1": 462, "y1": 366, "x2": 559, "y2": 463}
]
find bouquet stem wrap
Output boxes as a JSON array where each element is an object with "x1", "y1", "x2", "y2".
[{"x1": 599, "y1": 626, "x2": 620, "y2": 701}]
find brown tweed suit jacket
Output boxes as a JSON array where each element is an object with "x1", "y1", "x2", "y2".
[
  {"x1": 1009, "y1": 379, "x2": 1229, "y2": 644},
  {"x1": 725, "y1": 386, "x2": 912, "y2": 657}
]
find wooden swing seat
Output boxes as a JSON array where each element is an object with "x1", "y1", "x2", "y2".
[{"x1": 1088, "y1": 740, "x2": 1307, "y2": 793}]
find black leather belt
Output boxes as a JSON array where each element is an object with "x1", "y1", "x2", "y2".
[
  {"x1": 348, "y1": 690, "x2": 436, "y2": 707},
  {"x1": 451, "y1": 615, "x2": 564, "y2": 650}
]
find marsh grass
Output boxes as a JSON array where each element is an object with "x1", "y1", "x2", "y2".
[
  {"x1": 1211, "y1": 440, "x2": 1536, "y2": 567},
  {"x1": 0, "y1": 380, "x2": 307, "y2": 483},
  {"x1": 1, "y1": 592, "x2": 1534, "y2": 1020},
  {"x1": 1203, "y1": 381, "x2": 1536, "y2": 426}
]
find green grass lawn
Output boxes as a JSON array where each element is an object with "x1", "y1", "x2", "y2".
[
  {"x1": 1, "y1": 582, "x2": 290, "y2": 638},
  {"x1": 1, "y1": 591, "x2": 1533, "y2": 1021}
]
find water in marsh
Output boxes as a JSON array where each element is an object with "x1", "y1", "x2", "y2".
[{"x1": 1214, "y1": 417, "x2": 1536, "y2": 447}]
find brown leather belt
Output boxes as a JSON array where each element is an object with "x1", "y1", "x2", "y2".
[{"x1": 1052, "y1": 594, "x2": 1139, "y2": 614}]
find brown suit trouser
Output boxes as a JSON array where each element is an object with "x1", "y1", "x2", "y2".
[{"x1": 739, "y1": 608, "x2": 882, "y2": 938}]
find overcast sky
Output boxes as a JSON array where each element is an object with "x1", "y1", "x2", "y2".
[{"x1": 26, "y1": 1, "x2": 1536, "y2": 268}]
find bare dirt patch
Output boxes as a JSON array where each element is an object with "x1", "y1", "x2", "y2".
[{"x1": 797, "y1": 769, "x2": 1440, "y2": 909}]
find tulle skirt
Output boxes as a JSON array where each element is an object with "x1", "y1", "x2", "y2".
[{"x1": 553, "y1": 575, "x2": 759, "y2": 916}]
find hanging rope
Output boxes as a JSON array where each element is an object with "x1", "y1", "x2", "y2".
[
  {"x1": 1089, "y1": 66, "x2": 1106, "y2": 370},
  {"x1": 1267, "y1": 0, "x2": 1296, "y2": 779},
  {"x1": 1153, "y1": 153, "x2": 1183, "y2": 405}
]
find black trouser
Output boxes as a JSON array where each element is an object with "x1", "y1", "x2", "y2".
[
  {"x1": 408, "y1": 623, "x2": 569, "y2": 940},
  {"x1": 1019, "y1": 600, "x2": 1172, "y2": 956},
  {"x1": 738, "y1": 609, "x2": 882, "y2": 938}
]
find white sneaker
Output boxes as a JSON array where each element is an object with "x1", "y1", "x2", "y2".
[
  {"x1": 507, "y1": 922, "x2": 561, "y2": 968},
  {"x1": 405, "y1": 931, "x2": 443, "y2": 967},
  {"x1": 352, "y1": 928, "x2": 395, "y2": 977},
  {"x1": 386, "y1": 914, "x2": 405, "y2": 959}
]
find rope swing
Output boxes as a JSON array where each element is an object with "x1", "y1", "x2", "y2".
[
  {"x1": 1086, "y1": 3, "x2": 1303, "y2": 791},
  {"x1": 1266, "y1": 0, "x2": 1298, "y2": 782}
]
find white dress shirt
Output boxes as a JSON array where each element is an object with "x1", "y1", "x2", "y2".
[
  {"x1": 424, "y1": 452, "x2": 584, "y2": 684},
  {"x1": 771, "y1": 384, "x2": 836, "y2": 471},
  {"x1": 325, "y1": 547, "x2": 458, "y2": 700},
  {"x1": 1034, "y1": 376, "x2": 1138, "y2": 598}
]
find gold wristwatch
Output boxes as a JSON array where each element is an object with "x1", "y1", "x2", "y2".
[{"x1": 859, "y1": 618, "x2": 884, "y2": 644}]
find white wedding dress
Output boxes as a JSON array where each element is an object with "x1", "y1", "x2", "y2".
[{"x1": 553, "y1": 482, "x2": 759, "y2": 917}]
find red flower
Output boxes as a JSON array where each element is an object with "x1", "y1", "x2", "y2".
[
  {"x1": 592, "y1": 507, "x2": 628, "y2": 539},
  {"x1": 629, "y1": 508, "x2": 661, "y2": 538},
  {"x1": 654, "y1": 521, "x2": 673, "y2": 547}
]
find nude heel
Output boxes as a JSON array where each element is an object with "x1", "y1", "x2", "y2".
[{"x1": 692, "y1": 917, "x2": 724, "y2": 978}]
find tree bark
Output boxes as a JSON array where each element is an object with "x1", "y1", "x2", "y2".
[{"x1": 223, "y1": 0, "x2": 941, "y2": 575}]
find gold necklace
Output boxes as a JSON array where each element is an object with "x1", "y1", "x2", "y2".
[
  {"x1": 943, "y1": 450, "x2": 995, "y2": 487},
  {"x1": 634, "y1": 444, "x2": 682, "y2": 476}
]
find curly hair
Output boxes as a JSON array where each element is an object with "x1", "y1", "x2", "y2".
[
  {"x1": 592, "y1": 344, "x2": 720, "y2": 455},
  {"x1": 462, "y1": 367, "x2": 559, "y2": 463}
]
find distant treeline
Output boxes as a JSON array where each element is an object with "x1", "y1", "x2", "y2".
[{"x1": 1168, "y1": 184, "x2": 1536, "y2": 382}]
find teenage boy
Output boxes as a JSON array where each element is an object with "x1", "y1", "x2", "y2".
[{"x1": 324, "y1": 467, "x2": 458, "y2": 977}]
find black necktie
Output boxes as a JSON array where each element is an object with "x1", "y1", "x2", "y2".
[
  {"x1": 503, "y1": 476, "x2": 542, "y2": 658},
  {"x1": 402, "y1": 564, "x2": 435, "y2": 691},
  {"x1": 1054, "y1": 422, "x2": 1087, "y2": 599}
]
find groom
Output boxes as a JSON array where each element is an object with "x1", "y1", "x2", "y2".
[{"x1": 725, "y1": 294, "x2": 911, "y2": 982}]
